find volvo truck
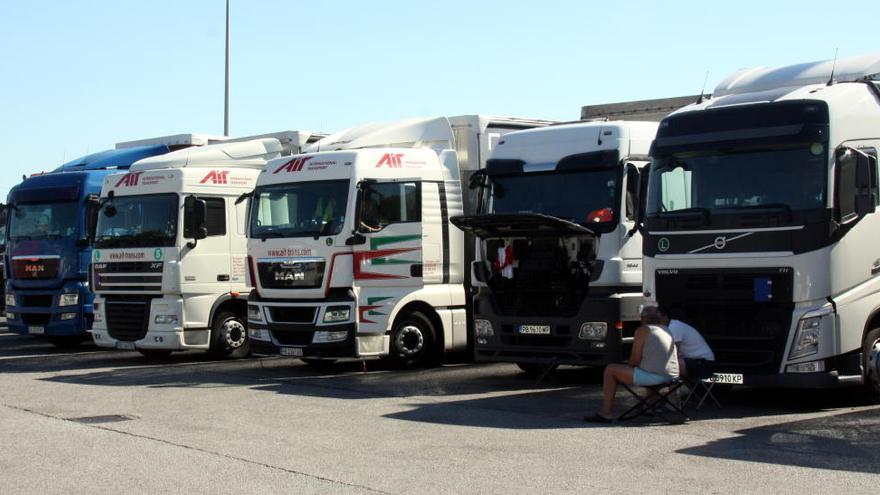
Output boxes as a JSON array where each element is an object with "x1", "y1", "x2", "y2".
[
  {"x1": 89, "y1": 132, "x2": 320, "y2": 358},
  {"x1": 642, "y1": 52, "x2": 880, "y2": 395},
  {"x1": 450, "y1": 121, "x2": 658, "y2": 372},
  {"x1": 245, "y1": 116, "x2": 551, "y2": 367},
  {"x1": 3, "y1": 142, "x2": 190, "y2": 346}
]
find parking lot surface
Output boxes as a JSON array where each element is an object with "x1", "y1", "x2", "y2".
[{"x1": 1, "y1": 324, "x2": 878, "y2": 494}]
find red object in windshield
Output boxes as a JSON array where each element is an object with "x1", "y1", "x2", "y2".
[{"x1": 586, "y1": 208, "x2": 614, "y2": 223}]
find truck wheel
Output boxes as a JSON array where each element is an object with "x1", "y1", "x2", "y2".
[
  {"x1": 209, "y1": 311, "x2": 250, "y2": 359},
  {"x1": 863, "y1": 328, "x2": 880, "y2": 400},
  {"x1": 516, "y1": 362, "x2": 559, "y2": 376},
  {"x1": 389, "y1": 311, "x2": 437, "y2": 368},
  {"x1": 138, "y1": 349, "x2": 172, "y2": 360},
  {"x1": 47, "y1": 335, "x2": 86, "y2": 348}
]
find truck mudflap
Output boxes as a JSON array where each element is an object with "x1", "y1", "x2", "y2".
[{"x1": 473, "y1": 291, "x2": 628, "y2": 366}]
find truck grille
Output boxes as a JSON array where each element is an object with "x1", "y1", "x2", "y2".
[
  {"x1": 258, "y1": 259, "x2": 325, "y2": 289},
  {"x1": 655, "y1": 268, "x2": 794, "y2": 375},
  {"x1": 21, "y1": 295, "x2": 53, "y2": 307},
  {"x1": 271, "y1": 330, "x2": 314, "y2": 346},
  {"x1": 12, "y1": 257, "x2": 60, "y2": 280},
  {"x1": 93, "y1": 261, "x2": 163, "y2": 292},
  {"x1": 105, "y1": 296, "x2": 153, "y2": 342},
  {"x1": 21, "y1": 313, "x2": 51, "y2": 326},
  {"x1": 269, "y1": 306, "x2": 317, "y2": 323}
]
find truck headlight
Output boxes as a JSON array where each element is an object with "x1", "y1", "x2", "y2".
[
  {"x1": 579, "y1": 322, "x2": 608, "y2": 340},
  {"x1": 474, "y1": 319, "x2": 494, "y2": 337},
  {"x1": 249, "y1": 328, "x2": 271, "y2": 341},
  {"x1": 323, "y1": 306, "x2": 350, "y2": 323},
  {"x1": 59, "y1": 292, "x2": 79, "y2": 306},
  {"x1": 789, "y1": 304, "x2": 832, "y2": 360},
  {"x1": 6, "y1": 312, "x2": 15, "y2": 320},
  {"x1": 248, "y1": 305, "x2": 264, "y2": 322},
  {"x1": 313, "y1": 330, "x2": 348, "y2": 343},
  {"x1": 5, "y1": 294, "x2": 15, "y2": 307},
  {"x1": 60, "y1": 312, "x2": 78, "y2": 321},
  {"x1": 154, "y1": 314, "x2": 179, "y2": 325}
]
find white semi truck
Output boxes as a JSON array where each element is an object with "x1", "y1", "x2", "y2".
[
  {"x1": 642, "y1": 52, "x2": 880, "y2": 395},
  {"x1": 245, "y1": 115, "x2": 552, "y2": 366},
  {"x1": 90, "y1": 132, "x2": 322, "y2": 358},
  {"x1": 451, "y1": 121, "x2": 658, "y2": 372}
]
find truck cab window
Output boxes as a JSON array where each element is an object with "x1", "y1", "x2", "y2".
[
  {"x1": 185, "y1": 197, "x2": 226, "y2": 237},
  {"x1": 359, "y1": 182, "x2": 420, "y2": 232}
]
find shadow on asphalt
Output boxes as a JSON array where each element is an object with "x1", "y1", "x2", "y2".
[{"x1": 678, "y1": 407, "x2": 880, "y2": 474}]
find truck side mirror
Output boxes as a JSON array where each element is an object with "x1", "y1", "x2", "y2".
[
  {"x1": 184, "y1": 196, "x2": 208, "y2": 248},
  {"x1": 855, "y1": 152, "x2": 877, "y2": 216},
  {"x1": 469, "y1": 169, "x2": 487, "y2": 190},
  {"x1": 84, "y1": 195, "x2": 101, "y2": 243}
]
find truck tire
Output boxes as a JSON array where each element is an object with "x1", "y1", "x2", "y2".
[
  {"x1": 208, "y1": 310, "x2": 250, "y2": 359},
  {"x1": 389, "y1": 311, "x2": 437, "y2": 368},
  {"x1": 47, "y1": 335, "x2": 86, "y2": 348},
  {"x1": 138, "y1": 349, "x2": 172, "y2": 360},
  {"x1": 862, "y1": 328, "x2": 880, "y2": 400}
]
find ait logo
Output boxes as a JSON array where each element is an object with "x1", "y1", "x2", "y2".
[
  {"x1": 273, "y1": 156, "x2": 313, "y2": 173},
  {"x1": 199, "y1": 170, "x2": 229, "y2": 184},
  {"x1": 376, "y1": 153, "x2": 404, "y2": 168},
  {"x1": 114, "y1": 172, "x2": 143, "y2": 187}
]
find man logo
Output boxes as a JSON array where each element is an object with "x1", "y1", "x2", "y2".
[
  {"x1": 199, "y1": 170, "x2": 229, "y2": 184},
  {"x1": 273, "y1": 156, "x2": 313, "y2": 174},
  {"x1": 376, "y1": 153, "x2": 404, "y2": 168},
  {"x1": 114, "y1": 172, "x2": 143, "y2": 187}
]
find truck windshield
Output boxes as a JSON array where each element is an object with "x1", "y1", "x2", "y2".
[
  {"x1": 250, "y1": 180, "x2": 349, "y2": 239},
  {"x1": 488, "y1": 169, "x2": 619, "y2": 228},
  {"x1": 8, "y1": 202, "x2": 78, "y2": 240},
  {"x1": 94, "y1": 193, "x2": 178, "y2": 248},
  {"x1": 647, "y1": 144, "x2": 827, "y2": 217}
]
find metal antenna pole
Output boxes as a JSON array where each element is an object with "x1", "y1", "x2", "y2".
[{"x1": 224, "y1": 0, "x2": 230, "y2": 136}]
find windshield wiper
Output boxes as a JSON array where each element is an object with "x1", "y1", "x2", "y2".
[
  {"x1": 256, "y1": 231, "x2": 285, "y2": 240},
  {"x1": 716, "y1": 203, "x2": 792, "y2": 214},
  {"x1": 658, "y1": 207, "x2": 711, "y2": 217}
]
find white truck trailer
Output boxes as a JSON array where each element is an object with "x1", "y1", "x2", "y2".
[
  {"x1": 642, "y1": 52, "x2": 880, "y2": 395},
  {"x1": 451, "y1": 121, "x2": 658, "y2": 372},
  {"x1": 90, "y1": 132, "x2": 321, "y2": 358},
  {"x1": 245, "y1": 116, "x2": 552, "y2": 367}
]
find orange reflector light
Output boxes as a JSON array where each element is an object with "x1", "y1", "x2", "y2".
[{"x1": 615, "y1": 321, "x2": 624, "y2": 330}]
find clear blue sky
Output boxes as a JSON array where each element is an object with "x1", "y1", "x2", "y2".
[{"x1": 1, "y1": 0, "x2": 876, "y2": 196}]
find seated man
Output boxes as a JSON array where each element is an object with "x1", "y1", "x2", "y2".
[
  {"x1": 585, "y1": 306, "x2": 679, "y2": 423},
  {"x1": 658, "y1": 307, "x2": 715, "y2": 380}
]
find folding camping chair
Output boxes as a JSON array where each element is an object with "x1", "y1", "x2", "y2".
[
  {"x1": 617, "y1": 378, "x2": 690, "y2": 424},
  {"x1": 681, "y1": 360, "x2": 722, "y2": 410}
]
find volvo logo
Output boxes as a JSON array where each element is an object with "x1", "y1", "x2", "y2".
[{"x1": 713, "y1": 236, "x2": 727, "y2": 250}]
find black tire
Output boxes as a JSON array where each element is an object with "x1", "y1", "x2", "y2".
[
  {"x1": 138, "y1": 349, "x2": 172, "y2": 360},
  {"x1": 301, "y1": 358, "x2": 337, "y2": 370},
  {"x1": 516, "y1": 362, "x2": 559, "y2": 376},
  {"x1": 389, "y1": 311, "x2": 437, "y2": 368},
  {"x1": 47, "y1": 335, "x2": 86, "y2": 349},
  {"x1": 862, "y1": 328, "x2": 880, "y2": 401},
  {"x1": 208, "y1": 310, "x2": 250, "y2": 359}
]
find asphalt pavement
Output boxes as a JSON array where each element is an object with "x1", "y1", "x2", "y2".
[{"x1": 1, "y1": 321, "x2": 878, "y2": 494}]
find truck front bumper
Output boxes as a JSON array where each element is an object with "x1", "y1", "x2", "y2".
[
  {"x1": 91, "y1": 295, "x2": 210, "y2": 351},
  {"x1": 473, "y1": 292, "x2": 630, "y2": 366},
  {"x1": 5, "y1": 287, "x2": 92, "y2": 337}
]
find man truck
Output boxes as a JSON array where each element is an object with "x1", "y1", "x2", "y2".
[
  {"x1": 245, "y1": 115, "x2": 552, "y2": 367},
  {"x1": 641, "y1": 52, "x2": 880, "y2": 396},
  {"x1": 89, "y1": 132, "x2": 321, "y2": 358},
  {"x1": 3, "y1": 142, "x2": 193, "y2": 346},
  {"x1": 451, "y1": 121, "x2": 659, "y2": 372}
]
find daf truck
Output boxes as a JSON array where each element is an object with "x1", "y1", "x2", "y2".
[
  {"x1": 641, "y1": 52, "x2": 880, "y2": 395},
  {"x1": 3, "y1": 142, "x2": 190, "y2": 346},
  {"x1": 450, "y1": 121, "x2": 658, "y2": 372},
  {"x1": 245, "y1": 116, "x2": 552, "y2": 367},
  {"x1": 89, "y1": 132, "x2": 321, "y2": 358}
]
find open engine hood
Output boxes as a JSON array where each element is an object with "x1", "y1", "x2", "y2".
[{"x1": 450, "y1": 213, "x2": 595, "y2": 239}]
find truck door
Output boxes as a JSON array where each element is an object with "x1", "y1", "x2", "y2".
[{"x1": 351, "y1": 179, "x2": 423, "y2": 288}]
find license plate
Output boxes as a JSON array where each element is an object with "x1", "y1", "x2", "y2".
[
  {"x1": 280, "y1": 347, "x2": 304, "y2": 357},
  {"x1": 517, "y1": 325, "x2": 551, "y2": 335},
  {"x1": 116, "y1": 341, "x2": 136, "y2": 351},
  {"x1": 28, "y1": 326, "x2": 44, "y2": 335},
  {"x1": 709, "y1": 373, "x2": 744, "y2": 385}
]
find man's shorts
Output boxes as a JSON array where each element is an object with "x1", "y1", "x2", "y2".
[{"x1": 633, "y1": 367, "x2": 674, "y2": 386}]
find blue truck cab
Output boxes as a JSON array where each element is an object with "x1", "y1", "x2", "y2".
[{"x1": 4, "y1": 145, "x2": 171, "y2": 346}]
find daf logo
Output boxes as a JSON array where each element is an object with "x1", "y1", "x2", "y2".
[{"x1": 713, "y1": 236, "x2": 727, "y2": 250}]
